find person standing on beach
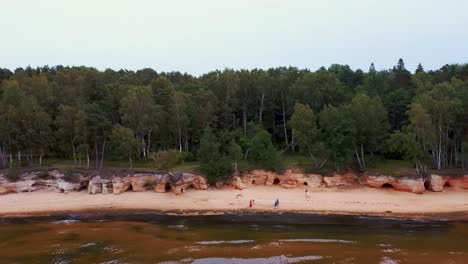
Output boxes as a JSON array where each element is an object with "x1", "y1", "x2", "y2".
[
  {"x1": 305, "y1": 189, "x2": 310, "y2": 198},
  {"x1": 249, "y1": 199, "x2": 253, "y2": 208},
  {"x1": 274, "y1": 198, "x2": 279, "y2": 208}
]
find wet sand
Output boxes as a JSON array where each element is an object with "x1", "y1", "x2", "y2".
[{"x1": 1, "y1": 186, "x2": 468, "y2": 218}]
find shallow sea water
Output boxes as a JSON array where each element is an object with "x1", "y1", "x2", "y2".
[{"x1": 0, "y1": 213, "x2": 467, "y2": 263}]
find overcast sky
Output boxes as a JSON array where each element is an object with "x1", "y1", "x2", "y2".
[{"x1": 1, "y1": 0, "x2": 468, "y2": 75}]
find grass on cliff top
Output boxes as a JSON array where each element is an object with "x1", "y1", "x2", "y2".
[
  {"x1": 40, "y1": 159, "x2": 201, "y2": 174},
  {"x1": 7, "y1": 157, "x2": 465, "y2": 178},
  {"x1": 365, "y1": 159, "x2": 416, "y2": 177}
]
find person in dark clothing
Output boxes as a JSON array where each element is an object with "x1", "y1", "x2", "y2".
[{"x1": 274, "y1": 198, "x2": 279, "y2": 208}]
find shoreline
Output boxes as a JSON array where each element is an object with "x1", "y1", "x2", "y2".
[
  {"x1": 1, "y1": 186, "x2": 468, "y2": 220},
  {"x1": 2, "y1": 208, "x2": 468, "y2": 222}
]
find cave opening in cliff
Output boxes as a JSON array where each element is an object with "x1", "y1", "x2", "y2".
[
  {"x1": 165, "y1": 183, "x2": 171, "y2": 192},
  {"x1": 444, "y1": 181, "x2": 451, "y2": 188},
  {"x1": 303, "y1": 182, "x2": 308, "y2": 186},
  {"x1": 79, "y1": 181, "x2": 89, "y2": 191},
  {"x1": 252, "y1": 180, "x2": 256, "y2": 184},
  {"x1": 273, "y1": 178, "x2": 280, "y2": 185},
  {"x1": 128, "y1": 184, "x2": 133, "y2": 192},
  {"x1": 424, "y1": 180, "x2": 431, "y2": 190},
  {"x1": 381, "y1": 183, "x2": 393, "y2": 189}
]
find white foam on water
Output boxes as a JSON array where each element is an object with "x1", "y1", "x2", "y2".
[
  {"x1": 80, "y1": 242, "x2": 97, "y2": 248},
  {"x1": 279, "y1": 238, "x2": 355, "y2": 244},
  {"x1": 51, "y1": 219, "x2": 81, "y2": 225},
  {"x1": 168, "y1": 225, "x2": 188, "y2": 230},
  {"x1": 380, "y1": 256, "x2": 399, "y2": 264},
  {"x1": 195, "y1": 240, "x2": 254, "y2": 245},
  {"x1": 167, "y1": 255, "x2": 323, "y2": 264}
]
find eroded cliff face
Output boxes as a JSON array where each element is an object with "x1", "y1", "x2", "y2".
[
  {"x1": 236, "y1": 169, "x2": 325, "y2": 189},
  {"x1": 0, "y1": 168, "x2": 467, "y2": 195},
  {"x1": 360, "y1": 174, "x2": 468, "y2": 194},
  {"x1": 360, "y1": 175, "x2": 425, "y2": 194},
  {"x1": 0, "y1": 169, "x2": 84, "y2": 195},
  {"x1": 91, "y1": 172, "x2": 209, "y2": 195}
]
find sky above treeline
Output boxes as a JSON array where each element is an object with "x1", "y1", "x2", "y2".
[{"x1": 2, "y1": 0, "x2": 468, "y2": 75}]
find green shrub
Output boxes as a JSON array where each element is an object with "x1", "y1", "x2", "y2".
[
  {"x1": 150, "y1": 150, "x2": 182, "y2": 172},
  {"x1": 5, "y1": 167, "x2": 20, "y2": 182},
  {"x1": 248, "y1": 128, "x2": 284, "y2": 172},
  {"x1": 177, "y1": 151, "x2": 195, "y2": 162},
  {"x1": 200, "y1": 159, "x2": 233, "y2": 184}
]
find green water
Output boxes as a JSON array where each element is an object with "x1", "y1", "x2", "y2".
[{"x1": 0, "y1": 213, "x2": 467, "y2": 263}]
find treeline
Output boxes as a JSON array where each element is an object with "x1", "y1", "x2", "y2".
[{"x1": 0, "y1": 60, "x2": 467, "y2": 180}]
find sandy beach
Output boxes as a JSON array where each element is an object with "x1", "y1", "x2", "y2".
[{"x1": 1, "y1": 186, "x2": 468, "y2": 218}]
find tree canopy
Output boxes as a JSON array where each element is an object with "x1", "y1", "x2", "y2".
[{"x1": 1, "y1": 60, "x2": 468, "y2": 179}]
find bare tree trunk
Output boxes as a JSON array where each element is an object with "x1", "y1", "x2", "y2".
[
  {"x1": 291, "y1": 133, "x2": 295, "y2": 152},
  {"x1": 100, "y1": 138, "x2": 106, "y2": 169},
  {"x1": 184, "y1": 125, "x2": 189, "y2": 152},
  {"x1": 243, "y1": 149, "x2": 249, "y2": 160},
  {"x1": 224, "y1": 89, "x2": 231, "y2": 126},
  {"x1": 243, "y1": 108, "x2": 247, "y2": 136},
  {"x1": 147, "y1": 130, "x2": 151, "y2": 156},
  {"x1": 354, "y1": 146, "x2": 362, "y2": 170},
  {"x1": 141, "y1": 136, "x2": 147, "y2": 158},
  {"x1": 94, "y1": 140, "x2": 98, "y2": 168},
  {"x1": 361, "y1": 144, "x2": 365, "y2": 168},
  {"x1": 72, "y1": 142, "x2": 77, "y2": 166},
  {"x1": 463, "y1": 145, "x2": 466, "y2": 171},
  {"x1": 445, "y1": 127, "x2": 449, "y2": 167},
  {"x1": 17, "y1": 150, "x2": 21, "y2": 167},
  {"x1": 8, "y1": 140, "x2": 12, "y2": 168},
  {"x1": 437, "y1": 120, "x2": 442, "y2": 169},
  {"x1": 281, "y1": 95, "x2": 289, "y2": 146},
  {"x1": 178, "y1": 127, "x2": 182, "y2": 152},
  {"x1": 86, "y1": 148, "x2": 90, "y2": 169},
  {"x1": 0, "y1": 145, "x2": 4, "y2": 168},
  {"x1": 259, "y1": 92, "x2": 264, "y2": 123}
]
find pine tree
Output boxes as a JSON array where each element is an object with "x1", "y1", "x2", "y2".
[{"x1": 415, "y1": 63, "x2": 424, "y2": 73}]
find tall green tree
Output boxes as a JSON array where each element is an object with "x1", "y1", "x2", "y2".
[
  {"x1": 248, "y1": 128, "x2": 283, "y2": 171},
  {"x1": 54, "y1": 105, "x2": 87, "y2": 166},
  {"x1": 289, "y1": 103, "x2": 324, "y2": 167},
  {"x1": 120, "y1": 86, "x2": 159, "y2": 158},
  {"x1": 198, "y1": 128, "x2": 232, "y2": 183},
  {"x1": 319, "y1": 105, "x2": 355, "y2": 172},
  {"x1": 348, "y1": 94, "x2": 390, "y2": 170},
  {"x1": 228, "y1": 139, "x2": 242, "y2": 174},
  {"x1": 109, "y1": 125, "x2": 140, "y2": 168}
]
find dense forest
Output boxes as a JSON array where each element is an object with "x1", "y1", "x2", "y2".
[{"x1": 1, "y1": 59, "x2": 467, "y2": 181}]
